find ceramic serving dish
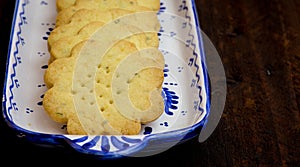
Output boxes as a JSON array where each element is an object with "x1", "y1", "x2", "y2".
[{"x1": 2, "y1": 0, "x2": 210, "y2": 159}]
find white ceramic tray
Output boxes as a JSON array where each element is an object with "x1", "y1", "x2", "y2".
[{"x1": 2, "y1": 0, "x2": 210, "y2": 159}]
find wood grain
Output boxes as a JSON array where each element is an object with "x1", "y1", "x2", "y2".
[{"x1": 196, "y1": 0, "x2": 300, "y2": 166}]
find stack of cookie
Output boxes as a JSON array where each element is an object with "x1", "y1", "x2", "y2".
[{"x1": 43, "y1": 0, "x2": 165, "y2": 135}]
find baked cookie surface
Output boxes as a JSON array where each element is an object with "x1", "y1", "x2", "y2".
[{"x1": 43, "y1": 0, "x2": 164, "y2": 135}]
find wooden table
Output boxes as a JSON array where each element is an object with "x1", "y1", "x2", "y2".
[{"x1": 0, "y1": 0, "x2": 299, "y2": 166}]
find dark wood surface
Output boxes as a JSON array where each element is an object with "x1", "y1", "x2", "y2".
[{"x1": 0, "y1": 0, "x2": 299, "y2": 166}]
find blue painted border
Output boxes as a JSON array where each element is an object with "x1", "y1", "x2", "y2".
[
  {"x1": 2, "y1": 0, "x2": 20, "y2": 128},
  {"x1": 191, "y1": 0, "x2": 211, "y2": 126}
]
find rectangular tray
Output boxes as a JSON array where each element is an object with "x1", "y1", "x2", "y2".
[{"x1": 2, "y1": 0, "x2": 210, "y2": 158}]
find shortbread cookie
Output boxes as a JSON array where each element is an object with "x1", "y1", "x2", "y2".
[
  {"x1": 56, "y1": 0, "x2": 160, "y2": 14},
  {"x1": 48, "y1": 8, "x2": 160, "y2": 50},
  {"x1": 56, "y1": 0, "x2": 76, "y2": 12},
  {"x1": 55, "y1": 1, "x2": 152, "y2": 27},
  {"x1": 43, "y1": 40, "x2": 164, "y2": 135},
  {"x1": 49, "y1": 21, "x2": 159, "y2": 63},
  {"x1": 48, "y1": 8, "x2": 129, "y2": 49}
]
